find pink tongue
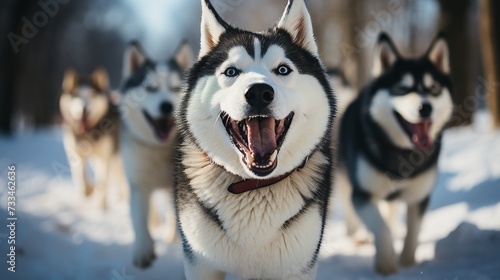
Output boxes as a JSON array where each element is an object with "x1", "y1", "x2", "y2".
[
  {"x1": 412, "y1": 120, "x2": 432, "y2": 151},
  {"x1": 79, "y1": 112, "x2": 90, "y2": 132},
  {"x1": 247, "y1": 118, "x2": 277, "y2": 157}
]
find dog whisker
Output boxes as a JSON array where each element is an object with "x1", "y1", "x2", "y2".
[{"x1": 213, "y1": 112, "x2": 223, "y2": 132}]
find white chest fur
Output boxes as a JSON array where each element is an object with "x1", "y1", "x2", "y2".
[
  {"x1": 120, "y1": 128, "x2": 175, "y2": 189},
  {"x1": 179, "y1": 142, "x2": 328, "y2": 278},
  {"x1": 356, "y1": 155, "x2": 437, "y2": 204}
]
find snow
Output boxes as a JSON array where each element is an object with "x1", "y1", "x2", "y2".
[{"x1": 1, "y1": 112, "x2": 499, "y2": 280}]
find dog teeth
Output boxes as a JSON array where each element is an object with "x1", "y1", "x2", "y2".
[
  {"x1": 270, "y1": 150, "x2": 277, "y2": 162},
  {"x1": 254, "y1": 162, "x2": 273, "y2": 168}
]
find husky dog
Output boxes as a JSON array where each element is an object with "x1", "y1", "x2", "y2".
[
  {"x1": 60, "y1": 68, "x2": 120, "y2": 209},
  {"x1": 337, "y1": 33, "x2": 453, "y2": 274},
  {"x1": 175, "y1": 0, "x2": 336, "y2": 279},
  {"x1": 118, "y1": 41, "x2": 194, "y2": 268}
]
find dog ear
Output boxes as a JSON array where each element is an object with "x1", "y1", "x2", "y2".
[
  {"x1": 372, "y1": 32, "x2": 400, "y2": 78},
  {"x1": 123, "y1": 41, "x2": 147, "y2": 77},
  {"x1": 277, "y1": 0, "x2": 318, "y2": 56},
  {"x1": 62, "y1": 68, "x2": 78, "y2": 93},
  {"x1": 199, "y1": 0, "x2": 229, "y2": 58},
  {"x1": 175, "y1": 40, "x2": 195, "y2": 71},
  {"x1": 91, "y1": 67, "x2": 109, "y2": 93},
  {"x1": 427, "y1": 33, "x2": 450, "y2": 74}
]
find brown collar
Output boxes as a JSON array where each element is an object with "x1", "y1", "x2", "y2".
[{"x1": 227, "y1": 157, "x2": 309, "y2": 194}]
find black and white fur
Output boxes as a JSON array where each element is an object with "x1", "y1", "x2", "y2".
[
  {"x1": 118, "y1": 41, "x2": 194, "y2": 268},
  {"x1": 337, "y1": 33, "x2": 453, "y2": 274},
  {"x1": 175, "y1": 0, "x2": 336, "y2": 279},
  {"x1": 60, "y1": 68, "x2": 121, "y2": 210}
]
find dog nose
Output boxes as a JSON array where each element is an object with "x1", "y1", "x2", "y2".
[
  {"x1": 160, "y1": 102, "x2": 173, "y2": 115},
  {"x1": 419, "y1": 103, "x2": 432, "y2": 118},
  {"x1": 245, "y1": 83, "x2": 274, "y2": 110}
]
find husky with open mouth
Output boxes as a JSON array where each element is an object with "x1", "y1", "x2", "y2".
[
  {"x1": 118, "y1": 41, "x2": 193, "y2": 268},
  {"x1": 175, "y1": 0, "x2": 336, "y2": 279},
  {"x1": 337, "y1": 32, "x2": 453, "y2": 275},
  {"x1": 59, "y1": 68, "x2": 121, "y2": 209}
]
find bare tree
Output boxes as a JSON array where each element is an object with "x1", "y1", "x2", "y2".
[
  {"x1": 438, "y1": 0, "x2": 477, "y2": 126},
  {"x1": 1, "y1": 0, "x2": 134, "y2": 132},
  {"x1": 0, "y1": 0, "x2": 39, "y2": 134},
  {"x1": 311, "y1": 0, "x2": 359, "y2": 87},
  {"x1": 480, "y1": 0, "x2": 500, "y2": 128}
]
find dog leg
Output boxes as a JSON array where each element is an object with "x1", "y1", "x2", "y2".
[
  {"x1": 339, "y1": 179, "x2": 371, "y2": 245},
  {"x1": 400, "y1": 197, "x2": 429, "y2": 267},
  {"x1": 148, "y1": 200, "x2": 162, "y2": 230},
  {"x1": 147, "y1": 191, "x2": 177, "y2": 243},
  {"x1": 379, "y1": 200, "x2": 399, "y2": 235},
  {"x1": 353, "y1": 193, "x2": 397, "y2": 275},
  {"x1": 338, "y1": 175, "x2": 361, "y2": 236},
  {"x1": 69, "y1": 153, "x2": 93, "y2": 197},
  {"x1": 164, "y1": 199, "x2": 178, "y2": 244},
  {"x1": 93, "y1": 157, "x2": 111, "y2": 210},
  {"x1": 184, "y1": 260, "x2": 225, "y2": 280},
  {"x1": 162, "y1": 188, "x2": 178, "y2": 244},
  {"x1": 130, "y1": 185, "x2": 156, "y2": 268},
  {"x1": 113, "y1": 154, "x2": 129, "y2": 202}
]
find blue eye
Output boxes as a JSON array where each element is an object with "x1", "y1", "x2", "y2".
[
  {"x1": 275, "y1": 64, "x2": 292, "y2": 76},
  {"x1": 223, "y1": 67, "x2": 240, "y2": 77}
]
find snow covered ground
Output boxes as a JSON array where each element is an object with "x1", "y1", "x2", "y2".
[{"x1": 0, "y1": 112, "x2": 499, "y2": 280}]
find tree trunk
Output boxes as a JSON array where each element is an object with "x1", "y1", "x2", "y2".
[
  {"x1": 0, "y1": 0, "x2": 40, "y2": 134},
  {"x1": 480, "y1": 0, "x2": 500, "y2": 128},
  {"x1": 0, "y1": 0, "x2": 19, "y2": 134},
  {"x1": 438, "y1": 0, "x2": 475, "y2": 126}
]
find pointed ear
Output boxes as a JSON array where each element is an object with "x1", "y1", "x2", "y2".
[
  {"x1": 62, "y1": 68, "x2": 78, "y2": 93},
  {"x1": 91, "y1": 67, "x2": 109, "y2": 93},
  {"x1": 277, "y1": 0, "x2": 318, "y2": 56},
  {"x1": 123, "y1": 41, "x2": 147, "y2": 77},
  {"x1": 175, "y1": 40, "x2": 195, "y2": 71},
  {"x1": 199, "y1": 0, "x2": 229, "y2": 58},
  {"x1": 372, "y1": 33, "x2": 399, "y2": 78},
  {"x1": 427, "y1": 33, "x2": 450, "y2": 74}
]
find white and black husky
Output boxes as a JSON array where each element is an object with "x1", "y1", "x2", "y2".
[
  {"x1": 118, "y1": 41, "x2": 194, "y2": 268},
  {"x1": 337, "y1": 33, "x2": 453, "y2": 274},
  {"x1": 60, "y1": 68, "x2": 121, "y2": 209},
  {"x1": 175, "y1": 0, "x2": 336, "y2": 279}
]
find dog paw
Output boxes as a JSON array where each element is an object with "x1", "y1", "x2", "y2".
[
  {"x1": 350, "y1": 228, "x2": 372, "y2": 246},
  {"x1": 375, "y1": 260, "x2": 398, "y2": 275},
  {"x1": 399, "y1": 253, "x2": 416, "y2": 267},
  {"x1": 133, "y1": 237, "x2": 156, "y2": 269},
  {"x1": 375, "y1": 248, "x2": 398, "y2": 275}
]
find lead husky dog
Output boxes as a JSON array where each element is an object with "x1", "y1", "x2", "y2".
[
  {"x1": 119, "y1": 41, "x2": 194, "y2": 268},
  {"x1": 337, "y1": 33, "x2": 453, "y2": 274},
  {"x1": 60, "y1": 68, "x2": 120, "y2": 209},
  {"x1": 175, "y1": 0, "x2": 336, "y2": 279}
]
